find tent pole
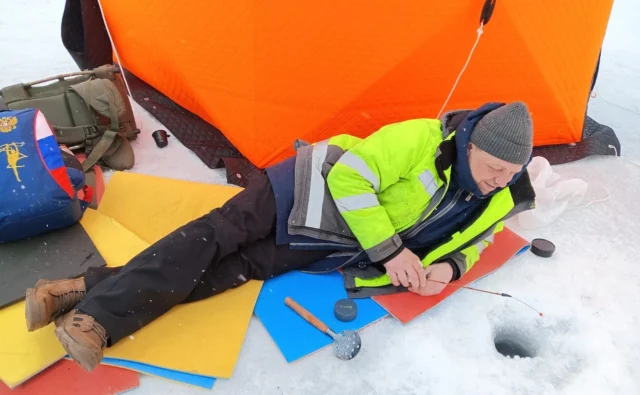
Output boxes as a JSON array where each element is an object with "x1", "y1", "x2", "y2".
[{"x1": 95, "y1": 0, "x2": 135, "y2": 101}]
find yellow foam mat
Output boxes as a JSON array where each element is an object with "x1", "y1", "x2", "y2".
[
  {"x1": 97, "y1": 172, "x2": 244, "y2": 244},
  {"x1": 0, "y1": 172, "x2": 263, "y2": 387},
  {"x1": 97, "y1": 172, "x2": 262, "y2": 377},
  {"x1": 0, "y1": 209, "x2": 147, "y2": 388}
]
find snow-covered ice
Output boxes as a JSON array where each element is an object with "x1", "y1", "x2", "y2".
[{"x1": 1, "y1": 0, "x2": 639, "y2": 394}]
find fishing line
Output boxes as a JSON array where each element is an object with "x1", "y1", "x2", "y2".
[{"x1": 426, "y1": 278, "x2": 544, "y2": 316}]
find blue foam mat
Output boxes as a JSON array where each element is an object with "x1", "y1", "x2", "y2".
[
  {"x1": 255, "y1": 270, "x2": 388, "y2": 362},
  {"x1": 515, "y1": 244, "x2": 531, "y2": 256},
  {"x1": 98, "y1": 357, "x2": 216, "y2": 390}
]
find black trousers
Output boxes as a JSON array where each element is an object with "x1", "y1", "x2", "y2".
[{"x1": 75, "y1": 172, "x2": 334, "y2": 345}]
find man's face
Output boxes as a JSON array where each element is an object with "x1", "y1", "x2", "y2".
[{"x1": 468, "y1": 144, "x2": 524, "y2": 195}]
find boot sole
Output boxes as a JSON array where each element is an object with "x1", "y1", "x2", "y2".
[
  {"x1": 25, "y1": 288, "x2": 47, "y2": 332},
  {"x1": 55, "y1": 325, "x2": 103, "y2": 372},
  {"x1": 24, "y1": 279, "x2": 53, "y2": 332}
]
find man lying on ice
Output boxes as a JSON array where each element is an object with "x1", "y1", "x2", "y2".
[{"x1": 25, "y1": 101, "x2": 536, "y2": 371}]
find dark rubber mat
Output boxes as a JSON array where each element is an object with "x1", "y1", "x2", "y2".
[
  {"x1": 123, "y1": 70, "x2": 263, "y2": 187},
  {"x1": 532, "y1": 115, "x2": 621, "y2": 165},
  {"x1": 123, "y1": 72, "x2": 242, "y2": 168},
  {"x1": 0, "y1": 224, "x2": 106, "y2": 308}
]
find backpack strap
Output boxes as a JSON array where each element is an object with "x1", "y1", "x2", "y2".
[
  {"x1": 82, "y1": 129, "x2": 118, "y2": 172},
  {"x1": 51, "y1": 124, "x2": 104, "y2": 146}
]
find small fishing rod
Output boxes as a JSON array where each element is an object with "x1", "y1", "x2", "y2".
[{"x1": 426, "y1": 278, "x2": 544, "y2": 317}]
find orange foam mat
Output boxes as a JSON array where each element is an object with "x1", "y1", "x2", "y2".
[
  {"x1": 100, "y1": 0, "x2": 613, "y2": 167},
  {"x1": 0, "y1": 359, "x2": 139, "y2": 395},
  {"x1": 373, "y1": 228, "x2": 530, "y2": 324}
]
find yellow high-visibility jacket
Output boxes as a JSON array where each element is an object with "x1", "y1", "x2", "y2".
[{"x1": 282, "y1": 108, "x2": 535, "y2": 291}]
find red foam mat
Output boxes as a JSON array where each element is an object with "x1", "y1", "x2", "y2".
[
  {"x1": 373, "y1": 228, "x2": 529, "y2": 324},
  {"x1": 0, "y1": 359, "x2": 139, "y2": 395}
]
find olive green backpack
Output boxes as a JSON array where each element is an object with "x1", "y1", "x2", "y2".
[{"x1": 0, "y1": 64, "x2": 139, "y2": 172}]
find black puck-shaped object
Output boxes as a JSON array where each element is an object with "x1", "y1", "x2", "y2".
[
  {"x1": 530, "y1": 238, "x2": 555, "y2": 258},
  {"x1": 334, "y1": 298, "x2": 358, "y2": 322},
  {"x1": 152, "y1": 129, "x2": 170, "y2": 148}
]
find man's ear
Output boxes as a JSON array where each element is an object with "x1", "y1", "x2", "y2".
[{"x1": 467, "y1": 142, "x2": 475, "y2": 156}]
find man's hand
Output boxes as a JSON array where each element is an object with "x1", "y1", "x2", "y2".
[
  {"x1": 409, "y1": 263, "x2": 453, "y2": 296},
  {"x1": 383, "y1": 248, "x2": 426, "y2": 289}
]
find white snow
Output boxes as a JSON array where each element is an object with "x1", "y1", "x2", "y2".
[{"x1": 1, "y1": 0, "x2": 639, "y2": 394}]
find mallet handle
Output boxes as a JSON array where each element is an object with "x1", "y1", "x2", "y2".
[{"x1": 284, "y1": 296, "x2": 329, "y2": 333}]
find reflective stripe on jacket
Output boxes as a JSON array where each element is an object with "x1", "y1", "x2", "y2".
[
  {"x1": 288, "y1": 119, "x2": 449, "y2": 260},
  {"x1": 281, "y1": 110, "x2": 535, "y2": 290}
]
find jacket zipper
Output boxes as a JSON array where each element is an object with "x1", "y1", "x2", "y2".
[
  {"x1": 399, "y1": 185, "x2": 447, "y2": 238},
  {"x1": 289, "y1": 242, "x2": 360, "y2": 251},
  {"x1": 404, "y1": 188, "x2": 464, "y2": 239},
  {"x1": 426, "y1": 190, "x2": 537, "y2": 264},
  {"x1": 300, "y1": 249, "x2": 366, "y2": 273}
]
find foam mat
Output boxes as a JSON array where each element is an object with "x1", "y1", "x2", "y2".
[
  {"x1": 96, "y1": 172, "x2": 261, "y2": 378},
  {"x1": 372, "y1": 228, "x2": 530, "y2": 324},
  {"x1": 96, "y1": 171, "x2": 244, "y2": 244},
  {"x1": 0, "y1": 223, "x2": 106, "y2": 309},
  {"x1": 255, "y1": 270, "x2": 388, "y2": 362},
  {"x1": 103, "y1": 282, "x2": 260, "y2": 379},
  {"x1": 0, "y1": 359, "x2": 139, "y2": 395},
  {"x1": 0, "y1": 209, "x2": 146, "y2": 388},
  {"x1": 101, "y1": 358, "x2": 216, "y2": 390},
  {"x1": 0, "y1": 172, "x2": 263, "y2": 386}
]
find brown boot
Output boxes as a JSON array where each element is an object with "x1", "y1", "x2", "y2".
[
  {"x1": 25, "y1": 277, "x2": 86, "y2": 332},
  {"x1": 54, "y1": 309, "x2": 108, "y2": 372}
]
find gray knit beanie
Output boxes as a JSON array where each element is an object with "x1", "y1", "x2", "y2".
[{"x1": 469, "y1": 101, "x2": 533, "y2": 165}]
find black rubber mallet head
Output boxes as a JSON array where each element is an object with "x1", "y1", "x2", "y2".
[
  {"x1": 285, "y1": 296, "x2": 361, "y2": 360},
  {"x1": 334, "y1": 298, "x2": 358, "y2": 322},
  {"x1": 530, "y1": 238, "x2": 555, "y2": 258}
]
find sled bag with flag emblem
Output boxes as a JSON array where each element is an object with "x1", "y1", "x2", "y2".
[{"x1": 0, "y1": 108, "x2": 92, "y2": 243}]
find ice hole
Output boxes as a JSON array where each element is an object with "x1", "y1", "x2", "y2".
[{"x1": 493, "y1": 329, "x2": 537, "y2": 359}]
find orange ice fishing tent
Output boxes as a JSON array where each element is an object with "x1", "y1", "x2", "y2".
[{"x1": 61, "y1": 0, "x2": 619, "y2": 182}]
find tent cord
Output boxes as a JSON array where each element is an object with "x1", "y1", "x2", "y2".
[
  {"x1": 96, "y1": 0, "x2": 135, "y2": 100},
  {"x1": 436, "y1": 22, "x2": 484, "y2": 119},
  {"x1": 567, "y1": 144, "x2": 640, "y2": 210},
  {"x1": 608, "y1": 144, "x2": 640, "y2": 168},
  {"x1": 569, "y1": 184, "x2": 611, "y2": 210},
  {"x1": 567, "y1": 144, "x2": 640, "y2": 211}
]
